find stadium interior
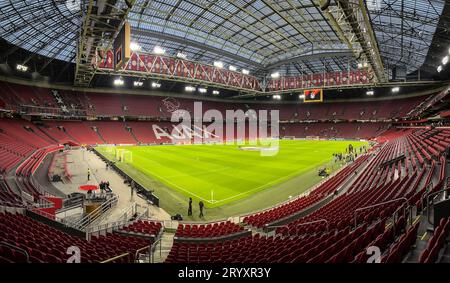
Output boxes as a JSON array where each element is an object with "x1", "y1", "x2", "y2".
[{"x1": 0, "y1": 0, "x2": 450, "y2": 266}]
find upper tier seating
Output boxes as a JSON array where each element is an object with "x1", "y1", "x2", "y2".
[{"x1": 0, "y1": 81, "x2": 430, "y2": 121}]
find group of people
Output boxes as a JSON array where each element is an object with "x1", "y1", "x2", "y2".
[
  {"x1": 333, "y1": 145, "x2": 368, "y2": 164},
  {"x1": 188, "y1": 197, "x2": 205, "y2": 218},
  {"x1": 99, "y1": 181, "x2": 112, "y2": 194}
]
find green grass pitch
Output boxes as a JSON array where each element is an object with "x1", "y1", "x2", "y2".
[{"x1": 97, "y1": 140, "x2": 368, "y2": 209}]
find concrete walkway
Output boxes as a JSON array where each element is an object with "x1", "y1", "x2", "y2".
[{"x1": 53, "y1": 148, "x2": 171, "y2": 222}]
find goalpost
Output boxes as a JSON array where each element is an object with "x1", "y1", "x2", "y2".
[
  {"x1": 121, "y1": 150, "x2": 133, "y2": 163},
  {"x1": 105, "y1": 146, "x2": 115, "y2": 154},
  {"x1": 114, "y1": 148, "x2": 132, "y2": 163}
]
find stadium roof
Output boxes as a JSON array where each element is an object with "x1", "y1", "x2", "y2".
[{"x1": 0, "y1": 0, "x2": 447, "y2": 78}]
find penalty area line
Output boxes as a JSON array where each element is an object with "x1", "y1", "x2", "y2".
[{"x1": 140, "y1": 167, "x2": 218, "y2": 205}]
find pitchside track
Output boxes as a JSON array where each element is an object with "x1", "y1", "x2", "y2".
[{"x1": 96, "y1": 140, "x2": 368, "y2": 218}]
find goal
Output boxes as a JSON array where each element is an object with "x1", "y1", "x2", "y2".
[{"x1": 115, "y1": 149, "x2": 133, "y2": 163}]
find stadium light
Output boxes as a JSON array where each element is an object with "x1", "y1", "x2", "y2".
[
  {"x1": 271, "y1": 72, "x2": 280, "y2": 79},
  {"x1": 198, "y1": 87, "x2": 207, "y2": 94},
  {"x1": 130, "y1": 42, "x2": 141, "y2": 52},
  {"x1": 391, "y1": 87, "x2": 400, "y2": 93},
  {"x1": 242, "y1": 69, "x2": 249, "y2": 75},
  {"x1": 366, "y1": 90, "x2": 374, "y2": 96},
  {"x1": 16, "y1": 64, "x2": 28, "y2": 72},
  {"x1": 133, "y1": 81, "x2": 143, "y2": 87},
  {"x1": 185, "y1": 86, "x2": 196, "y2": 92},
  {"x1": 437, "y1": 65, "x2": 443, "y2": 73},
  {"x1": 229, "y1": 65, "x2": 237, "y2": 71},
  {"x1": 151, "y1": 82, "x2": 161, "y2": 88},
  {"x1": 212, "y1": 90, "x2": 220, "y2": 95},
  {"x1": 176, "y1": 52, "x2": 187, "y2": 59},
  {"x1": 153, "y1": 46, "x2": 166, "y2": 55},
  {"x1": 214, "y1": 61, "x2": 224, "y2": 68},
  {"x1": 442, "y1": 56, "x2": 449, "y2": 65},
  {"x1": 114, "y1": 78, "x2": 124, "y2": 86}
]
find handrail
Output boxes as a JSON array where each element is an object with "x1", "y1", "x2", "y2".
[
  {"x1": 426, "y1": 186, "x2": 450, "y2": 227},
  {"x1": 28, "y1": 205, "x2": 82, "y2": 228},
  {"x1": 134, "y1": 245, "x2": 151, "y2": 263},
  {"x1": 72, "y1": 194, "x2": 119, "y2": 230},
  {"x1": 267, "y1": 219, "x2": 329, "y2": 237},
  {"x1": 354, "y1": 197, "x2": 409, "y2": 228},
  {"x1": 150, "y1": 238, "x2": 162, "y2": 263},
  {"x1": 100, "y1": 252, "x2": 130, "y2": 263},
  {"x1": 0, "y1": 241, "x2": 30, "y2": 263},
  {"x1": 234, "y1": 153, "x2": 372, "y2": 224}
]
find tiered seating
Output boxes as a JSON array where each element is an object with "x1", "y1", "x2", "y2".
[
  {"x1": 0, "y1": 211, "x2": 151, "y2": 263},
  {"x1": 15, "y1": 146, "x2": 63, "y2": 199},
  {"x1": 243, "y1": 154, "x2": 370, "y2": 228},
  {"x1": 51, "y1": 121, "x2": 103, "y2": 145},
  {"x1": 94, "y1": 122, "x2": 136, "y2": 144},
  {"x1": 175, "y1": 221, "x2": 244, "y2": 238},
  {"x1": 276, "y1": 131, "x2": 437, "y2": 236},
  {"x1": 0, "y1": 81, "x2": 429, "y2": 121},
  {"x1": 38, "y1": 124, "x2": 77, "y2": 145},
  {"x1": 0, "y1": 119, "x2": 51, "y2": 149},
  {"x1": 166, "y1": 223, "x2": 380, "y2": 263},
  {"x1": 0, "y1": 181, "x2": 23, "y2": 206},
  {"x1": 127, "y1": 122, "x2": 173, "y2": 144},
  {"x1": 120, "y1": 220, "x2": 162, "y2": 236},
  {"x1": 381, "y1": 220, "x2": 421, "y2": 263},
  {"x1": 419, "y1": 217, "x2": 450, "y2": 263}
]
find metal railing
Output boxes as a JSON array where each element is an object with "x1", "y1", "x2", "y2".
[
  {"x1": 100, "y1": 252, "x2": 130, "y2": 263},
  {"x1": 266, "y1": 219, "x2": 330, "y2": 237},
  {"x1": 425, "y1": 186, "x2": 450, "y2": 227},
  {"x1": 1, "y1": 241, "x2": 30, "y2": 263},
  {"x1": 71, "y1": 195, "x2": 119, "y2": 231},
  {"x1": 354, "y1": 197, "x2": 409, "y2": 226},
  {"x1": 233, "y1": 153, "x2": 372, "y2": 224},
  {"x1": 85, "y1": 205, "x2": 151, "y2": 240},
  {"x1": 150, "y1": 238, "x2": 162, "y2": 263}
]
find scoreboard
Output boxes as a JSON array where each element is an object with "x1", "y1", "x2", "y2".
[
  {"x1": 114, "y1": 22, "x2": 131, "y2": 70},
  {"x1": 303, "y1": 89, "x2": 323, "y2": 103}
]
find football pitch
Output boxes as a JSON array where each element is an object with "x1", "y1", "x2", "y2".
[{"x1": 96, "y1": 140, "x2": 368, "y2": 211}]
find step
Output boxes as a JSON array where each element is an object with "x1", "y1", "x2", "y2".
[{"x1": 152, "y1": 232, "x2": 175, "y2": 263}]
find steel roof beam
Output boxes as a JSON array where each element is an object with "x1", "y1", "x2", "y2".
[
  {"x1": 317, "y1": 0, "x2": 387, "y2": 83},
  {"x1": 74, "y1": 0, "x2": 136, "y2": 87},
  {"x1": 131, "y1": 28, "x2": 264, "y2": 69}
]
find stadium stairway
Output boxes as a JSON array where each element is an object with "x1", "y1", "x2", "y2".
[
  {"x1": 62, "y1": 128, "x2": 80, "y2": 144},
  {"x1": 403, "y1": 215, "x2": 433, "y2": 263},
  {"x1": 127, "y1": 126, "x2": 140, "y2": 144},
  {"x1": 92, "y1": 127, "x2": 107, "y2": 144},
  {"x1": 152, "y1": 232, "x2": 175, "y2": 263}
]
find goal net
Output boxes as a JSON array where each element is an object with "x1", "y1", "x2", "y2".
[
  {"x1": 283, "y1": 136, "x2": 296, "y2": 140},
  {"x1": 115, "y1": 149, "x2": 132, "y2": 163},
  {"x1": 306, "y1": 136, "x2": 320, "y2": 140}
]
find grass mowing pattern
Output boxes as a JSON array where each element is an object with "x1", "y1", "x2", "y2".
[{"x1": 97, "y1": 140, "x2": 367, "y2": 208}]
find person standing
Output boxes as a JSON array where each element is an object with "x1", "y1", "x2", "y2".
[
  {"x1": 188, "y1": 198, "x2": 193, "y2": 216},
  {"x1": 199, "y1": 201, "x2": 204, "y2": 218},
  {"x1": 130, "y1": 179, "x2": 135, "y2": 198},
  {"x1": 87, "y1": 168, "x2": 91, "y2": 181}
]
